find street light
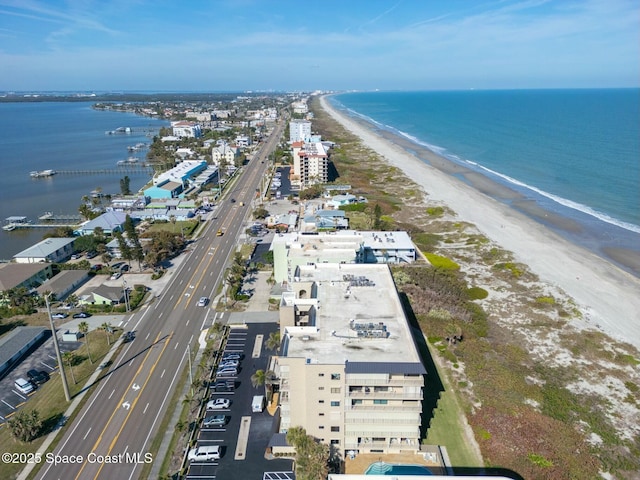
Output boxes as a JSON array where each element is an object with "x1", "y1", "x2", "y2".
[
  {"x1": 45, "y1": 294, "x2": 71, "y2": 402},
  {"x1": 122, "y1": 280, "x2": 130, "y2": 312}
]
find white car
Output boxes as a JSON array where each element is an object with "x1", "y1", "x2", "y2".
[
  {"x1": 15, "y1": 377, "x2": 35, "y2": 394},
  {"x1": 206, "y1": 398, "x2": 230, "y2": 410},
  {"x1": 187, "y1": 445, "x2": 221, "y2": 462},
  {"x1": 110, "y1": 272, "x2": 122, "y2": 280},
  {"x1": 197, "y1": 297, "x2": 209, "y2": 307},
  {"x1": 219, "y1": 360, "x2": 239, "y2": 368}
]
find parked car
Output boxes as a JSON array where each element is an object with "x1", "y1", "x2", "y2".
[
  {"x1": 73, "y1": 312, "x2": 92, "y2": 319},
  {"x1": 222, "y1": 352, "x2": 243, "y2": 361},
  {"x1": 197, "y1": 297, "x2": 209, "y2": 307},
  {"x1": 202, "y1": 414, "x2": 227, "y2": 427},
  {"x1": 110, "y1": 272, "x2": 122, "y2": 280},
  {"x1": 216, "y1": 368, "x2": 237, "y2": 378},
  {"x1": 51, "y1": 312, "x2": 68, "y2": 319},
  {"x1": 187, "y1": 445, "x2": 221, "y2": 462},
  {"x1": 219, "y1": 360, "x2": 239, "y2": 368},
  {"x1": 206, "y1": 398, "x2": 230, "y2": 410},
  {"x1": 15, "y1": 377, "x2": 35, "y2": 394},
  {"x1": 27, "y1": 369, "x2": 49, "y2": 385},
  {"x1": 210, "y1": 380, "x2": 234, "y2": 392}
]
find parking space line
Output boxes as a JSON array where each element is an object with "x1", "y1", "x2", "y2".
[
  {"x1": 12, "y1": 391, "x2": 26, "y2": 401},
  {"x1": 41, "y1": 360, "x2": 55, "y2": 370},
  {"x1": 2, "y1": 399, "x2": 15, "y2": 409}
]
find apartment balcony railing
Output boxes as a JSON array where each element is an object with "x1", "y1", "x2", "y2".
[
  {"x1": 343, "y1": 438, "x2": 420, "y2": 451},
  {"x1": 347, "y1": 403, "x2": 422, "y2": 412},
  {"x1": 347, "y1": 389, "x2": 423, "y2": 400}
]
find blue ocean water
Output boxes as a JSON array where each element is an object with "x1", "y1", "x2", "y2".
[
  {"x1": 330, "y1": 89, "x2": 640, "y2": 271},
  {"x1": 0, "y1": 102, "x2": 168, "y2": 259}
]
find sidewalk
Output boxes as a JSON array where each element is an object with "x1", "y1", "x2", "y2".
[{"x1": 17, "y1": 335, "x2": 125, "y2": 480}]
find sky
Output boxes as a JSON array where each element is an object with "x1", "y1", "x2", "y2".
[{"x1": 0, "y1": 0, "x2": 638, "y2": 92}]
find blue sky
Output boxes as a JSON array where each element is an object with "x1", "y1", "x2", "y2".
[{"x1": 0, "y1": 0, "x2": 638, "y2": 92}]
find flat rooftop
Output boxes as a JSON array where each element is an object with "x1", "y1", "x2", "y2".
[{"x1": 283, "y1": 263, "x2": 421, "y2": 365}]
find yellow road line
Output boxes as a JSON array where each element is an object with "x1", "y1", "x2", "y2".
[
  {"x1": 74, "y1": 332, "x2": 163, "y2": 480},
  {"x1": 93, "y1": 333, "x2": 172, "y2": 479}
]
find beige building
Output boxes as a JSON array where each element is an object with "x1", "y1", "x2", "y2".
[
  {"x1": 272, "y1": 263, "x2": 425, "y2": 457},
  {"x1": 291, "y1": 141, "x2": 328, "y2": 189}
]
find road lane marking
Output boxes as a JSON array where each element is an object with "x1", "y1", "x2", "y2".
[
  {"x1": 174, "y1": 342, "x2": 179, "y2": 350},
  {"x1": 143, "y1": 403, "x2": 149, "y2": 414},
  {"x1": 93, "y1": 334, "x2": 172, "y2": 480},
  {"x1": 73, "y1": 332, "x2": 165, "y2": 480},
  {"x1": 160, "y1": 369, "x2": 165, "y2": 378},
  {"x1": 108, "y1": 389, "x2": 115, "y2": 399},
  {"x1": 83, "y1": 428, "x2": 92, "y2": 440}
]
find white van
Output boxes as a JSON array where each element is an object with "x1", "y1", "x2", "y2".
[
  {"x1": 15, "y1": 377, "x2": 35, "y2": 394},
  {"x1": 252, "y1": 395, "x2": 265, "y2": 413},
  {"x1": 187, "y1": 445, "x2": 221, "y2": 462}
]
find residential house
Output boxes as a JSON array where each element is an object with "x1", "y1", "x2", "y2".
[{"x1": 13, "y1": 237, "x2": 76, "y2": 263}]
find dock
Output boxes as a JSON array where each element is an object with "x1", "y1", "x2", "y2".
[
  {"x1": 4, "y1": 214, "x2": 81, "y2": 231},
  {"x1": 41, "y1": 166, "x2": 154, "y2": 176}
]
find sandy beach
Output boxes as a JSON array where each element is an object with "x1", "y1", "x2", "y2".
[{"x1": 319, "y1": 95, "x2": 640, "y2": 352}]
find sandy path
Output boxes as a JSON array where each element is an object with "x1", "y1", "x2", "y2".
[{"x1": 319, "y1": 95, "x2": 640, "y2": 352}]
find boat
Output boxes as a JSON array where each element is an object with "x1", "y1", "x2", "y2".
[
  {"x1": 3, "y1": 216, "x2": 30, "y2": 231},
  {"x1": 30, "y1": 169, "x2": 56, "y2": 178}
]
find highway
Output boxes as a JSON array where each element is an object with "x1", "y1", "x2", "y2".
[{"x1": 34, "y1": 119, "x2": 285, "y2": 480}]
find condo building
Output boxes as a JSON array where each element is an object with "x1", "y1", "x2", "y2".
[
  {"x1": 289, "y1": 119, "x2": 312, "y2": 143},
  {"x1": 271, "y1": 263, "x2": 426, "y2": 457}
]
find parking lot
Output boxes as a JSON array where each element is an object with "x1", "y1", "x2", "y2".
[{"x1": 185, "y1": 323, "x2": 292, "y2": 480}]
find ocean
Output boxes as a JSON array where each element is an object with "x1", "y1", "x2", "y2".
[
  {"x1": 329, "y1": 89, "x2": 640, "y2": 275},
  {"x1": 0, "y1": 102, "x2": 169, "y2": 260}
]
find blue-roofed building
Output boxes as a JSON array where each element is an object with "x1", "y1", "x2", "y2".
[
  {"x1": 144, "y1": 160, "x2": 208, "y2": 199},
  {"x1": 75, "y1": 211, "x2": 128, "y2": 236}
]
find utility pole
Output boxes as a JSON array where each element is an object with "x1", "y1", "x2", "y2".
[{"x1": 45, "y1": 295, "x2": 71, "y2": 401}]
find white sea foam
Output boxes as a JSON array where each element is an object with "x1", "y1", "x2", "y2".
[
  {"x1": 338, "y1": 98, "x2": 640, "y2": 235},
  {"x1": 471, "y1": 163, "x2": 640, "y2": 234}
]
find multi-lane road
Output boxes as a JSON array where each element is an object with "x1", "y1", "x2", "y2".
[{"x1": 34, "y1": 120, "x2": 285, "y2": 480}]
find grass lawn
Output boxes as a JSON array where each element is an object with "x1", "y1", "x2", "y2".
[
  {"x1": 144, "y1": 219, "x2": 199, "y2": 235},
  {"x1": 0, "y1": 329, "x2": 120, "y2": 480},
  {"x1": 424, "y1": 342, "x2": 484, "y2": 469}
]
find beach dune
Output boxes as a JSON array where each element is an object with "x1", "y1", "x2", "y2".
[{"x1": 320, "y1": 95, "x2": 640, "y2": 352}]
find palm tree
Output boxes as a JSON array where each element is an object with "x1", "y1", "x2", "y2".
[
  {"x1": 78, "y1": 321, "x2": 93, "y2": 364},
  {"x1": 266, "y1": 331, "x2": 281, "y2": 352},
  {"x1": 101, "y1": 322, "x2": 113, "y2": 346},
  {"x1": 62, "y1": 351, "x2": 77, "y2": 384},
  {"x1": 251, "y1": 369, "x2": 266, "y2": 389}
]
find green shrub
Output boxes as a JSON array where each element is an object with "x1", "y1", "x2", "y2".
[
  {"x1": 528, "y1": 453, "x2": 554, "y2": 467},
  {"x1": 425, "y1": 252, "x2": 460, "y2": 270},
  {"x1": 426, "y1": 206, "x2": 444, "y2": 217},
  {"x1": 467, "y1": 286, "x2": 489, "y2": 300},
  {"x1": 535, "y1": 296, "x2": 555, "y2": 305}
]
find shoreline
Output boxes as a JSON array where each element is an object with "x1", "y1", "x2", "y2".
[{"x1": 319, "y1": 95, "x2": 640, "y2": 352}]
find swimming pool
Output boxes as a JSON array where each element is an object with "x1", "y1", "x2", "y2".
[{"x1": 364, "y1": 461, "x2": 433, "y2": 475}]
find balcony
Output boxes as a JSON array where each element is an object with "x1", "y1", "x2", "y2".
[
  {"x1": 347, "y1": 403, "x2": 422, "y2": 412},
  {"x1": 347, "y1": 388, "x2": 423, "y2": 401}
]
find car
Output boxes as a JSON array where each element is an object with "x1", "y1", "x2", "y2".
[
  {"x1": 123, "y1": 331, "x2": 135, "y2": 343},
  {"x1": 222, "y1": 352, "x2": 243, "y2": 360},
  {"x1": 27, "y1": 369, "x2": 49, "y2": 385},
  {"x1": 202, "y1": 414, "x2": 227, "y2": 427},
  {"x1": 70, "y1": 253, "x2": 82, "y2": 260},
  {"x1": 86, "y1": 251, "x2": 98, "y2": 259},
  {"x1": 206, "y1": 398, "x2": 230, "y2": 410},
  {"x1": 73, "y1": 312, "x2": 92, "y2": 319},
  {"x1": 197, "y1": 297, "x2": 209, "y2": 307},
  {"x1": 219, "y1": 360, "x2": 239, "y2": 368},
  {"x1": 51, "y1": 312, "x2": 68, "y2": 319},
  {"x1": 15, "y1": 377, "x2": 35, "y2": 394},
  {"x1": 216, "y1": 229, "x2": 223, "y2": 236},
  {"x1": 210, "y1": 380, "x2": 234, "y2": 392},
  {"x1": 230, "y1": 198, "x2": 236, "y2": 203},
  {"x1": 187, "y1": 445, "x2": 221, "y2": 462},
  {"x1": 90, "y1": 264, "x2": 103, "y2": 271},
  {"x1": 110, "y1": 272, "x2": 122, "y2": 280},
  {"x1": 216, "y1": 368, "x2": 237, "y2": 377}
]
